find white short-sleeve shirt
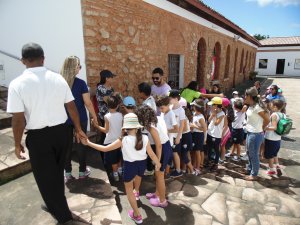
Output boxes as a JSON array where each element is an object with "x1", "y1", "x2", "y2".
[
  {"x1": 143, "y1": 96, "x2": 157, "y2": 112},
  {"x1": 192, "y1": 113, "x2": 205, "y2": 133},
  {"x1": 104, "y1": 112, "x2": 123, "y2": 144},
  {"x1": 7, "y1": 67, "x2": 74, "y2": 129},
  {"x1": 172, "y1": 106, "x2": 186, "y2": 138},
  {"x1": 265, "y1": 113, "x2": 281, "y2": 141},
  {"x1": 162, "y1": 110, "x2": 177, "y2": 146},
  {"x1": 208, "y1": 111, "x2": 225, "y2": 138},
  {"x1": 232, "y1": 110, "x2": 246, "y2": 129},
  {"x1": 246, "y1": 105, "x2": 264, "y2": 133},
  {"x1": 122, "y1": 135, "x2": 148, "y2": 162}
]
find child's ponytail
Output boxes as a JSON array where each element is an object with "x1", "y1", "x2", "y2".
[{"x1": 135, "y1": 129, "x2": 143, "y2": 151}]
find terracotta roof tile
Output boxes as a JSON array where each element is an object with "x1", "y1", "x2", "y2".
[{"x1": 260, "y1": 37, "x2": 300, "y2": 46}]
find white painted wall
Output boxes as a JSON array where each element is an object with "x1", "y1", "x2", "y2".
[
  {"x1": 255, "y1": 46, "x2": 300, "y2": 76},
  {"x1": 0, "y1": 0, "x2": 86, "y2": 87},
  {"x1": 143, "y1": 0, "x2": 258, "y2": 49}
]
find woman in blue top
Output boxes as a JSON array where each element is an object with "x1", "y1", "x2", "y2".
[
  {"x1": 266, "y1": 85, "x2": 280, "y2": 101},
  {"x1": 61, "y1": 56, "x2": 98, "y2": 181}
]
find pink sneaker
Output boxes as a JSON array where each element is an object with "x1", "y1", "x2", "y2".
[
  {"x1": 128, "y1": 210, "x2": 143, "y2": 224},
  {"x1": 149, "y1": 197, "x2": 168, "y2": 208},
  {"x1": 145, "y1": 193, "x2": 157, "y2": 199},
  {"x1": 266, "y1": 170, "x2": 276, "y2": 176},
  {"x1": 133, "y1": 191, "x2": 140, "y2": 200}
]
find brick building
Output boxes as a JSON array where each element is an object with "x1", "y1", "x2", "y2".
[{"x1": 82, "y1": 0, "x2": 259, "y2": 95}]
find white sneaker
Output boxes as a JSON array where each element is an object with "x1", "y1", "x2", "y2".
[
  {"x1": 225, "y1": 153, "x2": 233, "y2": 158},
  {"x1": 144, "y1": 169, "x2": 154, "y2": 176},
  {"x1": 113, "y1": 172, "x2": 119, "y2": 181},
  {"x1": 232, "y1": 156, "x2": 240, "y2": 161}
]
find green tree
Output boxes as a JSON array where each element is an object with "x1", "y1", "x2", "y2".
[{"x1": 253, "y1": 34, "x2": 270, "y2": 41}]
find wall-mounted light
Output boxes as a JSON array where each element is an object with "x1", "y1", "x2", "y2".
[{"x1": 233, "y1": 35, "x2": 240, "y2": 42}]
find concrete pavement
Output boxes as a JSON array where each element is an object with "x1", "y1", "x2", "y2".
[{"x1": 0, "y1": 77, "x2": 299, "y2": 225}]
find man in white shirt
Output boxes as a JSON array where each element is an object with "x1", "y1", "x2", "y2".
[{"x1": 7, "y1": 43, "x2": 86, "y2": 225}]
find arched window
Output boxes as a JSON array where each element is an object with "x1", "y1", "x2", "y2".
[
  {"x1": 224, "y1": 45, "x2": 230, "y2": 78},
  {"x1": 212, "y1": 42, "x2": 221, "y2": 80},
  {"x1": 239, "y1": 49, "x2": 244, "y2": 73},
  {"x1": 233, "y1": 48, "x2": 238, "y2": 87},
  {"x1": 196, "y1": 38, "x2": 206, "y2": 87}
]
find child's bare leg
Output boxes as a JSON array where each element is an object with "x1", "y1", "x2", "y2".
[
  {"x1": 236, "y1": 144, "x2": 241, "y2": 157},
  {"x1": 155, "y1": 171, "x2": 166, "y2": 202},
  {"x1": 124, "y1": 178, "x2": 140, "y2": 216},
  {"x1": 133, "y1": 175, "x2": 142, "y2": 193}
]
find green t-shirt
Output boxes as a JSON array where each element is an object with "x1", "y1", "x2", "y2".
[{"x1": 181, "y1": 88, "x2": 201, "y2": 103}]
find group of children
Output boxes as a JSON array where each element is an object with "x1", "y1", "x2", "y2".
[{"x1": 80, "y1": 81, "x2": 287, "y2": 224}]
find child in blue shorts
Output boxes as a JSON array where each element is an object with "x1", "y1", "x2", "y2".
[
  {"x1": 92, "y1": 96, "x2": 123, "y2": 181},
  {"x1": 264, "y1": 99, "x2": 284, "y2": 176},
  {"x1": 82, "y1": 113, "x2": 161, "y2": 224}
]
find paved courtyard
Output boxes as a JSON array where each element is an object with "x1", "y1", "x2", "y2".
[{"x1": 0, "y1": 77, "x2": 299, "y2": 225}]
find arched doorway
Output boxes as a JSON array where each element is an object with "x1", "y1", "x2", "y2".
[
  {"x1": 244, "y1": 51, "x2": 248, "y2": 81},
  {"x1": 224, "y1": 45, "x2": 231, "y2": 79},
  {"x1": 233, "y1": 48, "x2": 238, "y2": 87},
  {"x1": 212, "y1": 42, "x2": 221, "y2": 81},
  {"x1": 196, "y1": 38, "x2": 206, "y2": 87},
  {"x1": 239, "y1": 49, "x2": 244, "y2": 74}
]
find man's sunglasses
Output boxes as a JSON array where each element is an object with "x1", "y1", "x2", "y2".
[{"x1": 152, "y1": 77, "x2": 160, "y2": 81}]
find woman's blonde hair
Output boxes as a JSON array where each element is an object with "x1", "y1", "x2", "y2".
[{"x1": 60, "y1": 56, "x2": 80, "y2": 88}]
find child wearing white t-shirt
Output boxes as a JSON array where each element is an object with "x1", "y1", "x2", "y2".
[
  {"x1": 190, "y1": 99, "x2": 207, "y2": 173},
  {"x1": 225, "y1": 99, "x2": 247, "y2": 161},
  {"x1": 264, "y1": 99, "x2": 284, "y2": 176},
  {"x1": 83, "y1": 113, "x2": 161, "y2": 224},
  {"x1": 207, "y1": 97, "x2": 225, "y2": 171},
  {"x1": 92, "y1": 96, "x2": 123, "y2": 181}
]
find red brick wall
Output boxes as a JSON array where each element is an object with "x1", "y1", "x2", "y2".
[{"x1": 81, "y1": 0, "x2": 256, "y2": 95}]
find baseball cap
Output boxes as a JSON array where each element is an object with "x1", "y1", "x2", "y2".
[
  {"x1": 222, "y1": 98, "x2": 231, "y2": 107},
  {"x1": 207, "y1": 97, "x2": 222, "y2": 105},
  {"x1": 100, "y1": 70, "x2": 116, "y2": 78},
  {"x1": 168, "y1": 89, "x2": 180, "y2": 98},
  {"x1": 123, "y1": 96, "x2": 136, "y2": 107},
  {"x1": 232, "y1": 91, "x2": 238, "y2": 95}
]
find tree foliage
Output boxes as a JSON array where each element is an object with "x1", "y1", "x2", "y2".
[{"x1": 253, "y1": 34, "x2": 270, "y2": 41}]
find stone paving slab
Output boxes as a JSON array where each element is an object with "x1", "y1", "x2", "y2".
[{"x1": 0, "y1": 148, "x2": 122, "y2": 225}]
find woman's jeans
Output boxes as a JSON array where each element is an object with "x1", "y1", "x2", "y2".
[{"x1": 246, "y1": 132, "x2": 264, "y2": 176}]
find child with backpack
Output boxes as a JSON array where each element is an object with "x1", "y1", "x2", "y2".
[
  {"x1": 82, "y1": 113, "x2": 161, "y2": 224},
  {"x1": 264, "y1": 99, "x2": 287, "y2": 175}
]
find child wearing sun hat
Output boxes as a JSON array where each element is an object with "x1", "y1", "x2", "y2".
[
  {"x1": 81, "y1": 113, "x2": 161, "y2": 224},
  {"x1": 207, "y1": 97, "x2": 225, "y2": 171}
]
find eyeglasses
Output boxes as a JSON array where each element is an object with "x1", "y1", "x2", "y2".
[{"x1": 152, "y1": 77, "x2": 160, "y2": 81}]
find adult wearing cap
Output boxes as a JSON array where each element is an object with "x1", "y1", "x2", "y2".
[
  {"x1": 244, "y1": 87, "x2": 269, "y2": 181},
  {"x1": 96, "y1": 70, "x2": 117, "y2": 143},
  {"x1": 7, "y1": 43, "x2": 87, "y2": 224},
  {"x1": 151, "y1": 67, "x2": 171, "y2": 97}
]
